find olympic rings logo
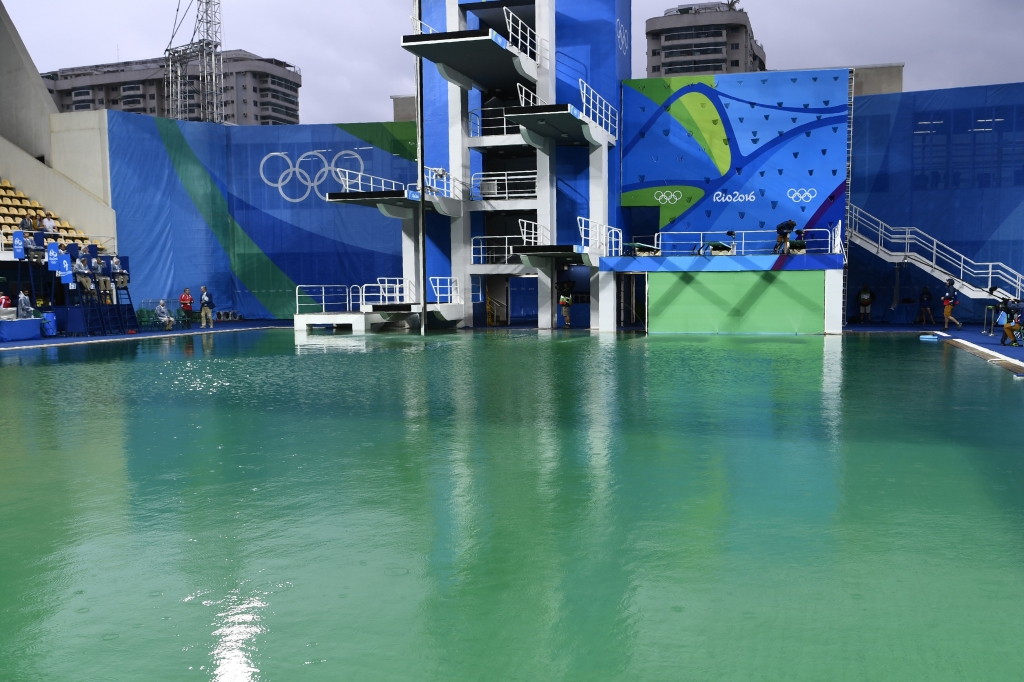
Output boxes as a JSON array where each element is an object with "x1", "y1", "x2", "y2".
[
  {"x1": 616, "y1": 19, "x2": 629, "y2": 55},
  {"x1": 654, "y1": 190, "x2": 683, "y2": 205},
  {"x1": 787, "y1": 188, "x2": 818, "y2": 203},
  {"x1": 259, "y1": 150, "x2": 366, "y2": 203}
]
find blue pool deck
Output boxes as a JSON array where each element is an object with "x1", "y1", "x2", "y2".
[{"x1": 0, "y1": 321, "x2": 292, "y2": 352}]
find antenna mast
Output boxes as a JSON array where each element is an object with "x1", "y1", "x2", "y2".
[{"x1": 165, "y1": 0, "x2": 224, "y2": 123}]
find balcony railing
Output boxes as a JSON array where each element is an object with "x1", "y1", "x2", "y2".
[
  {"x1": 409, "y1": 16, "x2": 439, "y2": 35},
  {"x1": 517, "y1": 83, "x2": 546, "y2": 107},
  {"x1": 471, "y1": 171, "x2": 538, "y2": 200},
  {"x1": 654, "y1": 228, "x2": 836, "y2": 256},
  {"x1": 472, "y1": 235, "x2": 526, "y2": 264},
  {"x1": 469, "y1": 107, "x2": 519, "y2": 137},
  {"x1": 333, "y1": 170, "x2": 406, "y2": 193}
]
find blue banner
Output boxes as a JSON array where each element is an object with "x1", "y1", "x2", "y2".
[
  {"x1": 12, "y1": 231, "x2": 24, "y2": 260},
  {"x1": 57, "y1": 254, "x2": 72, "y2": 283},
  {"x1": 46, "y1": 243, "x2": 60, "y2": 271}
]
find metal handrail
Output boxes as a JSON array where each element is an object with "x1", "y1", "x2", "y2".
[
  {"x1": 519, "y1": 219, "x2": 549, "y2": 246},
  {"x1": 296, "y1": 285, "x2": 354, "y2": 314},
  {"x1": 472, "y1": 235, "x2": 525, "y2": 264},
  {"x1": 578, "y1": 217, "x2": 623, "y2": 258},
  {"x1": 429, "y1": 277, "x2": 463, "y2": 304},
  {"x1": 655, "y1": 228, "x2": 836, "y2": 256},
  {"x1": 419, "y1": 167, "x2": 463, "y2": 200},
  {"x1": 579, "y1": 79, "x2": 619, "y2": 140},
  {"x1": 517, "y1": 83, "x2": 546, "y2": 107},
  {"x1": 503, "y1": 7, "x2": 537, "y2": 61},
  {"x1": 471, "y1": 171, "x2": 538, "y2": 200},
  {"x1": 410, "y1": 16, "x2": 439, "y2": 35},
  {"x1": 333, "y1": 169, "x2": 406, "y2": 193},
  {"x1": 850, "y1": 205, "x2": 1024, "y2": 299},
  {"x1": 469, "y1": 107, "x2": 519, "y2": 137}
]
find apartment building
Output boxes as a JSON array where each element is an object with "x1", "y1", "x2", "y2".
[
  {"x1": 646, "y1": 2, "x2": 767, "y2": 76},
  {"x1": 41, "y1": 49, "x2": 301, "y2": 125}
]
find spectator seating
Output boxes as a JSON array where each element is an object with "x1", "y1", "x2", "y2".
[{"x1": 0, "y1": 177, "x2": 107, "y2": 253}]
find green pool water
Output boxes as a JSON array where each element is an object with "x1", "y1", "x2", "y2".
[{"x1": 2, "y1": 331, "x2": 1023, "y2": 681}]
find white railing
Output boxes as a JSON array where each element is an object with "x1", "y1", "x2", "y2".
[
  {"x1": 472, "y1": 235, "x2": 526, "y2": 264},
  {"x1": 850, "y1": 205, "x2": 1024, "y2": 299},
  {"x1": 519, "y1": 219, "x2": 550, "y2": 246},
  {"x1": 471, "y1": 171, "x2": 538, "y2": 200},
  {"x1": 410, "y1": 16, "x2": 439, "y2": 35},
  {"x1": 578, "y1": 217, "x2": 623, "y2": 258},
  {"x1": 517, "y1": 83, "x2": 546, "y2": 107},
  {"x1": 503, "y1": 7, "x2": 537, "y2": 61},
  {"x1": 579, "y1": 79, "x2": 619, "y2": 140},
  {"x1": 421, "y1": 167, "x2": 462, "y2": 200},
  {"x1": 296, "y1": 285, "x2": 356, "y2": 314},
  {"x1": 655, "y1": 228, "x2": 836, "y2": 256},
  {"x1": 430, "y1": 277, "x2": 463, "y2": 304},
  {"x1": 469, "y1": 108, "x2": 519, "y2": 137},
  {"x1": 333, "y1": 169, "x2": 406, "y2": 193},
  {"x1": 471, "y1": 276, "x2": 485, "y2": 303}
]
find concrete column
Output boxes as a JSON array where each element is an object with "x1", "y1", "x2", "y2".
[
  {"x1": 588, "y1": 143, "x2": 609, "y2": 226},
  {"x1": 538, "y1": 263, "x2": 554, "y2": 329},
  {"x1": 590, "y1": 270, "x2": 616, "y2": 332},
  {"x1": 448, "y1": 0, "x2": 471, "y2": 325},
  {"x1": 824, "y1": 268, "x2": 844, "y2": 334},
  {"x1": 402, "y1": 218, "x2": 420, "y2": 297},
  {"x1": 534, "y1": 0, "x2": 556, "y2": 103}
]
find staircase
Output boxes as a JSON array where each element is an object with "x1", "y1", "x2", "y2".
[{"x1": 849, "y1": 205, "x2": 1024, "y2": 301}]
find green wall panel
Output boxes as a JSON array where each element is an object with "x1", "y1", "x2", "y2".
[{"x1": 648, "y1": 271, "x2": 826, "y2": 334}]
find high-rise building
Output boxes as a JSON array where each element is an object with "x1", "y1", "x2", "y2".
[
  {"x1": 646, "y1": 2, "x2": 766, "y2": 77},
  {"x1": 41, "y1": 50, "x2": 301, "y2": 125}
]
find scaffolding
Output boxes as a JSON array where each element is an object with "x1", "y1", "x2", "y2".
[{"x1": 165, "y1": 0, "x2": 223, "y2": 123}]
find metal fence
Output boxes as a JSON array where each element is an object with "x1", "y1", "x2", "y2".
[
  {"x1": 655, "y1": 228, "x2": 836, "y2": 256},
  {"x1": 504, "y1": 7, "x2": 537, "y2": 61},
  {"x1": 578, "y1": 217, "x2": 623, "y2": 257},
  {"x1": 472, "y1": 235, "x2": 526, "y2": 264},
  {"x1": 579, "y1": 79, "x2": 619, "y2": 140},
  {"x1": 430, "y1": 277, "x2": 462, "y2": 304},
  {"x1": 471, "y1": 171, "x2": 538, "y2": 200}
]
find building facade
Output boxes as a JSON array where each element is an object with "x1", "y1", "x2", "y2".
[
  {"x1": 646, "y1": 2, "x2": 766, "y2": 76},
  {"x1": 41, "y1": 50, "x2": 301, "y2": 125}
]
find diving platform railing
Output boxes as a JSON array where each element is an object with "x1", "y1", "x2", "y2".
[
  {"x1": 471, "y1": 171, "x2": 538, "y2": 200},
  {"x1": 429, "y1": 277, "x2": 463, "y2": 304},
  {"x1": 503, "y1": 7, "x2": 537, "y2": 62},
  {"x1": 850, "y1": 205, "x2": 1023, "y2": 299},
  {"x1": 296, "y1": 279, "x2": 416, "y2": 315},
  {"x1": 469, "y1": 108, "x2": 521, "y2": 137},
  {"x1": 409, "y1": 16, "x2": 439, "y2": 35},
  {"x1": 517, "y1": 83, "x2": 546, "y2": 107},
  {"x1": 578, "y1": 218, "x2": 623, "y2": 257},
  {"x1": 334, "y1": 170, "x2": 406, "y2": 194},
  {"x1": 654, "y1": 228, "x2": 837, "y2": 256},
  {"x1": 579, "y1": 79, "x2": 619, "y2": 141},
  {"x1": 519, "y1": 219, "x2": 550, "y2": 246}
]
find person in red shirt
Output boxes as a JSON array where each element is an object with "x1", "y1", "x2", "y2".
[
  {"x1": 179, "y1": 287, "x2": 194, "y2": 329},
  {"x1": 0, "y1": 293, "x2": 11, "y2": 308}
]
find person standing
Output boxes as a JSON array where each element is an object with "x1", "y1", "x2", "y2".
[
  {"x1": 856, "y1": 284, "x2": 875, "y2": 324},
  {"x1": 942, "y1": 278, "x2": 963, "y2": 331},
  {"x1": 179, "y1": 288, "x2": 194, "y2": 329},
  {"x1": 1003, "y1": 300, "x2": 1022, "y2": 347},
  {"x1": 199, "y1": 286, "x2": 215, "y2": 329},
  {"x1": 559, "y1": 292, "x2": 572, "y2": 328},
  {"x1": 17, "y1": 289, "x2": 33, "y2": 319},
  {"x1": 915, "y1": 286, "x2": 935, "y2": 325}
]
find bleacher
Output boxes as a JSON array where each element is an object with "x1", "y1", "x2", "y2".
[{"x1": 0, "y1": 178, "x2": 107, "y2": 253}]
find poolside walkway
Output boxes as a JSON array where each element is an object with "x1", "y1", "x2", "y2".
[
  {"x1": 845, "y1": 321, "x2": 1024, "y2": 374},
  {"x1": 0, "y1": 321, "x2": 292, "y2": 353}
]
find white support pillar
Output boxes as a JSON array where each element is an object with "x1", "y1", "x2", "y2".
[
  {"x1": 534, "y1": 0, "x2": 556, "y2": 103},
  {"x1": 824, "y1": 268, "x2": 844, "y2": 334},
  {"x1": 588, "y1": 143, "x2": 609, "y2": 226},
  {"x1": 538, "y1": 263, "x2": 554, "y2": 329},
  {"x1": 402, "y1": 218, "x2": 419, "y2": 295},
  {"x1": 587, "y1": 142, "x2": 611, "y2": 330},
  {"x1": 590, "y1": 270, "x2": 615, "y2": 332},
  {"x1": 447, "y1": 0, "x2": 471, "y2": 325}
]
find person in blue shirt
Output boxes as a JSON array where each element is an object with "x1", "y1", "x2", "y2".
[{"x1": 199, "y1": 286, "x2": 215, "y2": 329}]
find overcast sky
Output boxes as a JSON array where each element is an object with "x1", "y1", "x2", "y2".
[{"x1": 7, "y1": 0, "x2": 1024, "y2": 125}]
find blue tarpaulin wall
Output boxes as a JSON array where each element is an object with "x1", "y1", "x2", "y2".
[
  {"x1": 852, "y1": 83, "x2": 1024, "y2": 277},
  {"x1": 108, "y1": 111, "x2": 416, "y2": 319}
]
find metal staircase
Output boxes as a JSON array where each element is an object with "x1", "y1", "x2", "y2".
[{"x1": 849, "y1": 205, "x2": 1023, "y2": 300}]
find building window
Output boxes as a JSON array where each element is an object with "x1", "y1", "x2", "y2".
[
  {"x1": 110, "y1": 99, "x2": 119, "y2": 105},
  {"x1": 731, "y1": 27, "x2": 742, "y2": 33},
  {"x1": 121, "y1": 84, "x2": 142, "y2": 93},
  {"x1": 652, "y1": 65, "x2": 661, "y2": 73},
  {"x1": 72, "y1": 89, "x2": 92, "y2": 98},
  {"x1": 731, "y1": 60, "x2": 740, "y2": 67},
  {"x1": 664, "y1": 26, "x2": 725, "y2": 42},
  {"x1": 651, "y1": 49, "x2": 661, "y2": 56},
  {"x1": 122, "y1": 97, "x2": 143, "y2": 106},
  {"x1": 254, "y1": 114, "x2": 259, "y2": 120},
  {"x1": 149, "y1": 94, "x2": 156, "y2": 100},
  {"x1": 730, "y1": 43, "x2": 740, "y2": 50},
  {"x1": 74, "y1": 103, "x2": 92, "y2": 110},
  {"x1": 97, "y1": 98, "x2": 104, "y2": 105}
]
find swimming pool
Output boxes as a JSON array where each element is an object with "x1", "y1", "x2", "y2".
[{"x1": 1, "y1": 331, "x2": 1022, "y2": 680}]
